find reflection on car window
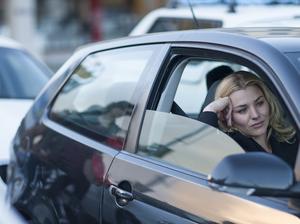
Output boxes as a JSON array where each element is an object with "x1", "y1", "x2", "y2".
[
  {"x1": 50, "y1": 45, "x2": 160, "y2": 149},
  {"x1": 138, "y1": 110, "x2": 243, "y2": 175},
  {"x1": 0, "y1": 48, "x2": 50, "y2": 99}
]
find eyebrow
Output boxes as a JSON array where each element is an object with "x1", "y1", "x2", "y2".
[
  {"x1": 233, "y1": 95, "x2": 264, "y2": 110},
  {"x1": 255, "y1": 96, "x2": 264, "y2": 102}
]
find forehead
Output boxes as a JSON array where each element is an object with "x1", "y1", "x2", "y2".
[{"x1": 230, "y1": 85, "x2": 263, "y2": 106}]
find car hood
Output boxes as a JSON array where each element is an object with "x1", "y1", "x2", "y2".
[{"x1": 0, "y1": 99, "x2": 33, "y2": 163}]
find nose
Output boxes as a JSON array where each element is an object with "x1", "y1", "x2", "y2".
[{"x1": 250, "y1": 106, "x2": 259, "y2": 119}]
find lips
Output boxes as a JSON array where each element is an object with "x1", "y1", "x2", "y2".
[{"x1": 251, "y1": 121, "x2": 264, "y2": 128}]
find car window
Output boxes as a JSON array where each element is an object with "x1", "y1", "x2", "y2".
[
  {"x1": 174, "y1": 59, "x2": 246, "y2": 116},
  {"x1": 138, "y1": 110, "x2": 243, "y2": 175},
  {"x1": 0, "y1": 47, "x2": 50, "y2": 99},
  {"x1": 50, "y1": 45, "x2": 160, "y2": 149},
  {"x1": 137, "y1": 58, "x2": 247, "y2": 175},
  {"x1": 149, "y1": 17, "x2": 222, "y2": 33}
]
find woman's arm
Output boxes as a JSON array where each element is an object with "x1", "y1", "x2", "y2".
[{"x1": 202, "y1": 96, "x2": 232, "y2": 127}]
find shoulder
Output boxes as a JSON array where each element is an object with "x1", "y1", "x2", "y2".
[{"x1": 228, "y1": 131, "x2": 259, "y2": 152}]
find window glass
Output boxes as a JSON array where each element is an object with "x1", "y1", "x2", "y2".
[
  {"x1": 137, "y1": 58, "x2": 248, "y2": 175},
  {"x1": 174, "y1": 59, "x2": 244, "y2": 115},
  {"x1": 0, "y1": 48, "x2": 51, "y2": 99},
  {"x1": 149, "y1": 18, "x2": 222, "y2": 33},
  {"x1": 50, "y1": 45, "x2": 159, "y2": 149},
  {"x1": 138, "y1": 54, "x2": 298, "y2": 176},
  {"x1": 138, "y1": 110, "x2": 243, "y2": 175}
]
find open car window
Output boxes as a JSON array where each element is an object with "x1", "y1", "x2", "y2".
[
  {"x1": 137, "y1": 54, "x2": 298, "y2": 175},
  {"x1": 137, "y1": 110, "x2": 243, "y2": 175},
  {"x1": 137, "y1": 58, "x2": 248, "y2": 175}
]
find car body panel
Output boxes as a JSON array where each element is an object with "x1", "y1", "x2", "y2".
[
  {"x1": 7, "y1": 42, "x2": 171, "y2": 223},
  {"x1": 103, "y1": 152, "x2": 300, "y2": 224}
]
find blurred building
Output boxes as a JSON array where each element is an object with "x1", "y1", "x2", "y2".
[{"x1": 2, "y1": 0, "x2": 167, "y2": 71}]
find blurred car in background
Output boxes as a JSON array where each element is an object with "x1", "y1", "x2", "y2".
[
  {"x1": 129, "y1": 4, "x2": 300, "y2": 36},
  {"x1": 0, "y1": 36, "x2": 52, "y2": 184}
]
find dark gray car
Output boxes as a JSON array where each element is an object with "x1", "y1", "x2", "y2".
[{"x1": 6, "y1": 27, "x2": 300, "y2": 223}]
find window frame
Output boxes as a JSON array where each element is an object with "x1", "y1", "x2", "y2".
[
  {"x1": 130, "y1": 43, "x2": 299, "y2": 175},
  {"x1": 144, "y1": 43, "x2": 298, "y2": 127},
  {"x1": 46, "y1": 44, "x2": 170, "y2": 149}
]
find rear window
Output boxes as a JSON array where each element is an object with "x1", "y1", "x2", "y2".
[
  {"x1": 148, "y1": 17, "x2": 222, "y2": 33},
  {"x1": 0, "y1": 47, "x2": 51, "y2": 99}
]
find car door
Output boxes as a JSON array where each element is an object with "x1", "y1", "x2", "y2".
[
  {"x1": 102, "y1": 45, "x2": 300, "y2": 223},
  {"x1": 8, "y1": 44, "x2": 169, "y2": 224}
]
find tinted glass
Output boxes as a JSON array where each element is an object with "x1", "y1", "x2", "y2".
[
  {"x1": 50, "y1": 45, "x2": 159, "y2": 149},
  {"x1": 137, "y1": 58, "x2": 250, "y2": 175},
  {"x1": 0, "y1": 47, "x2": 51, "y2": 99},
  {"x1": 138, "y1": 110, "x2": 243, "y2": 175}
]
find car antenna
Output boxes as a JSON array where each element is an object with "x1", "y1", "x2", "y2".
[
  {"x1": 186, "y1": 0, "x2": 200, "y2": 29},
  {"x1": 228, "y1": 0, "x2": 237, "y2": 13}
]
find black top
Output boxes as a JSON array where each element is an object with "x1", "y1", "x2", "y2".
[{"x1": 199, "y1": 111, "x2": 299, "y2": 168}]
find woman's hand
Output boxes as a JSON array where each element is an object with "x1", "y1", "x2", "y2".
[{"x1": 203, "y1": 97, "x2": 232, "y2": 127}]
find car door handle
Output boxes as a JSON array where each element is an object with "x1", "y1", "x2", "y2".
[{"x1": 109, "y1": 185, "x2": 133, "y2": 206}]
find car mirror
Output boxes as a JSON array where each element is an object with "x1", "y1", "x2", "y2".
[{"x1": 208, "y1": 152, "x2": 294, "y2": 195}]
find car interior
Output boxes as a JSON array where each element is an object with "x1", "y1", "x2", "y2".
[
  {"x1": 138, "y1": 57, "x2": 249, "y2": 174},
  {"x1": 137, "y1": 55, "x2": 299, "y2": 175},
  {"x1": 158, "y1": 57, "x2": 245, "y2": 119}
]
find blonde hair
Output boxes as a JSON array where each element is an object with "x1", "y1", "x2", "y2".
[{"x1": 215, "y1": 71, "x2": 296, "y2": 143}]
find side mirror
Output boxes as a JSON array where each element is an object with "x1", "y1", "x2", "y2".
[{"x1": 209, "y1": 152, "x2": 294, "y2": 195}]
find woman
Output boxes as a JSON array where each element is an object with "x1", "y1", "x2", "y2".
[{"x1": 199, "y1": 70, "x2": 298, "y2": 168}]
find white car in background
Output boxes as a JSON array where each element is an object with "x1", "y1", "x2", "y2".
[
  {"x1": 129, "y1": 3, "x2": 300, "y2": 116},
  {"x1": 0, "y1": 36, "x2": 51, "y2": 178},
  {"x1": 129, "y1": 4, "x2": 300, "y2": 36}
]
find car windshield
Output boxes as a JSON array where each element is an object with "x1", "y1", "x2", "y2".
[{"x1": 0, "y1": 47, "x2": 51, "y2": 99}]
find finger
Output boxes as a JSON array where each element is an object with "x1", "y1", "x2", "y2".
[
  {"x1": 218, "y1": 97, "x2": 230, "y2": 109},
  {"x1": 226, "y1": 99, "x2": 233, "y2": 127},
  {"x1": 204, "y1": 97, "x2": 230, "y2": 113},
  {"x1": 218, "y1": 111, "x2": 225, "y2": 122},
  {"x1": 214, "y1": 97, "x2": 230, "y2": 112}
]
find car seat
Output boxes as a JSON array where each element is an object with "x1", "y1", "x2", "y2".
[
  {"x1": 171, "y1": 101, "x2": 188, "y2": 117},
  {"x1": 200, "y1": 65, "x2": 234, "y2": 115}
]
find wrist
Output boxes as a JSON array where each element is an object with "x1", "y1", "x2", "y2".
[{"x1": 203, "y1": 105, "x2": 217, "y2": 113}]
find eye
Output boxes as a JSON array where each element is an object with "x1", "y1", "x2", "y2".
[
  {"x1": 237, "y1": 108, "x2": 247, "y2": 114},
  {"x1": 256, "y1": 100, "x2": 264, "y2": 106}
]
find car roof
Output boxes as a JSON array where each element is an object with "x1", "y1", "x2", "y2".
[
  {"x1": 129, "y1": 5, "x2": 300, "y2": 36},
  {"x1": 215, "y1": 27, "x2": 300, "y2": 52},
  {"x1": 80, "y1": 27, "x2": 300, "y2": 54}
]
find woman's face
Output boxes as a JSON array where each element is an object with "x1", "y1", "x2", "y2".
[{"x1": 230, "y1": 85, "x2": 270, "y2": 139}]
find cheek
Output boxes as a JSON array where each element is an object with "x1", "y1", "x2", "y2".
[
  {"x1": 260, "y1": 104, "x2": 270, "y2": 116},
  {"x1": 232, "y1": 113, "x2": 249, "y2": 127}
]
